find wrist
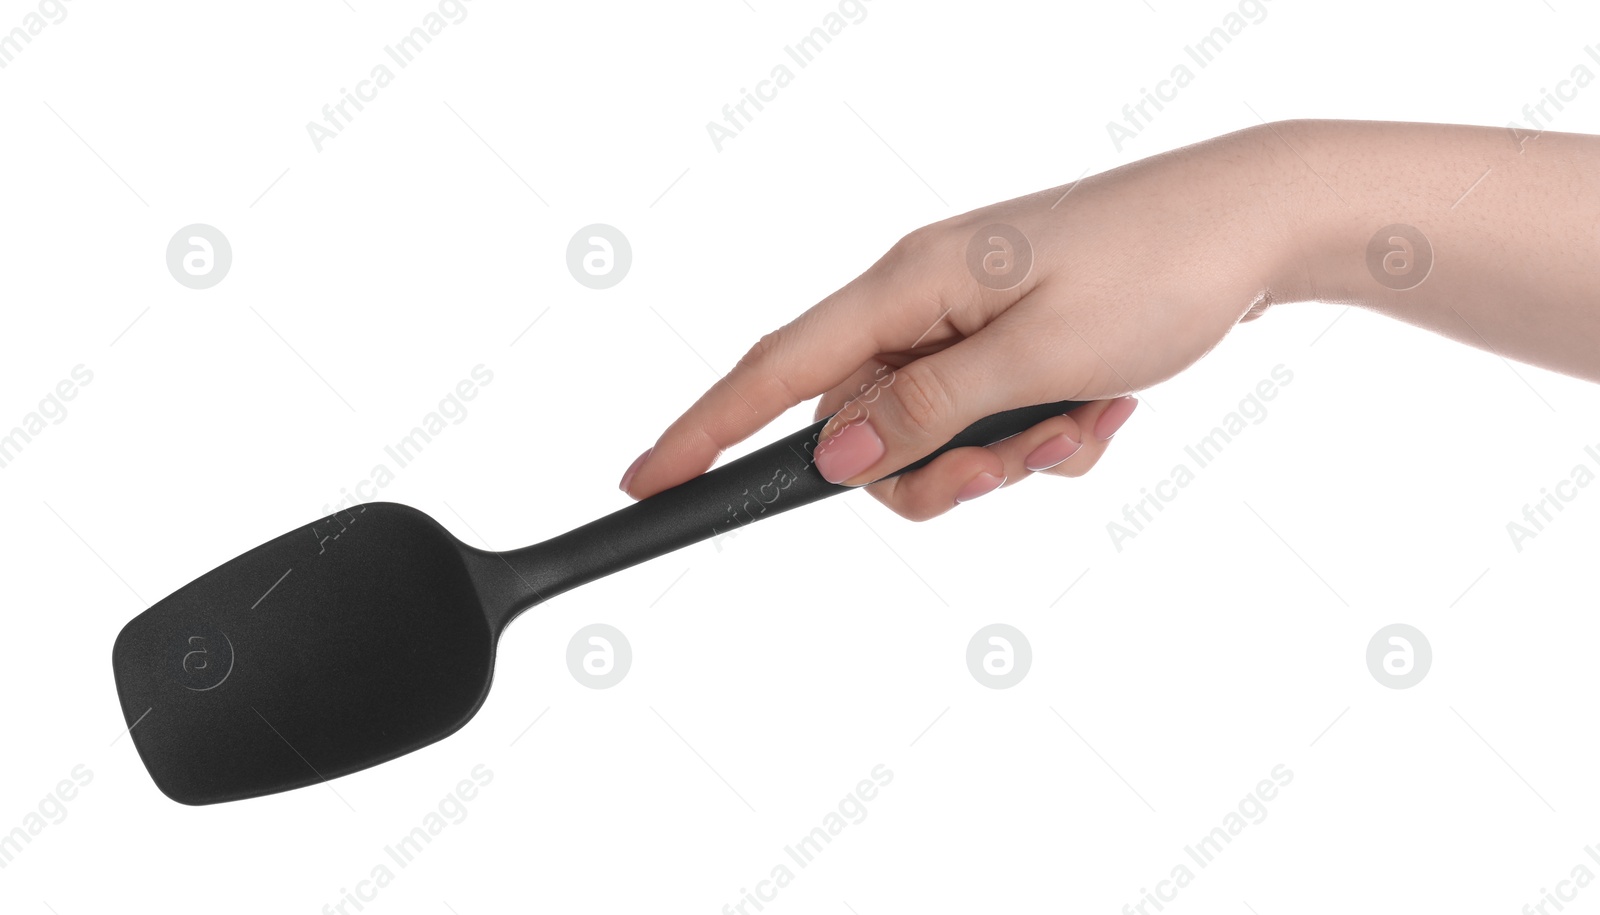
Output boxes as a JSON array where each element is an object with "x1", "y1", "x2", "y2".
[{"x1": 1242, "y1": 119, "x2": 1354, "y2": 308}]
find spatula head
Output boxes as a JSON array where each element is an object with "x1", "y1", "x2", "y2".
[{"x1": 111, "y1": 502, "x2": 494, "y2": 805}]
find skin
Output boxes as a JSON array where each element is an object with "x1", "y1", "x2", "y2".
[{"x1": 620, "y1": 120, "x2": 1600, "y2": 520}]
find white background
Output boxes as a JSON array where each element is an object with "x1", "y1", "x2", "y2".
[{"x1": 2, "y1": 0, "x2": 1598, "y2": 912}]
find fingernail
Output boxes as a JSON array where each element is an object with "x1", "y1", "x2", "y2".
[
  {"x1": 1094, "y1": 396, "x2": 1139, "y2": 440},
  {"x1": 1023, "y1": 433, "x2": 1082, "y2": 472},
  {"x1": 955, "y1": 472, "x2": 1005, "y2": 505},
  {"x1": 814, "y1": 419, "x2": 885, "y2": 484},
  {"x1": 619, "y1": 448, "x2": 651, "y2": 494}
]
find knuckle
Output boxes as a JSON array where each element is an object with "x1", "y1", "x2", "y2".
[
  {"x1": 872, "y1": 466, "x2": 951, "y2": 522},
  {"x1": 885, "y1": 362, "x2": 951, "y2": 440},
  {"x1": 866, "y1": 481, "x2": 906, "y2": 515},
  {"x1": 877, "y1": 487, "x2": 939, "y2": 523},
  {"x1": 879, "y1": 225, "x2": 941, "y2": 275},
  {"x1": 887, "y1": 227, "x2": 927, "y2": 260},
  {"x1": 737, "y1": 329, "x2": 784, "y2": 370},
  {"x1": 736, "y1": 328, "x2": 805, "y2": 406}
]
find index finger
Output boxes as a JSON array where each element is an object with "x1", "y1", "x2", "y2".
[{"x1": 622, "y1": 263, "x2": 945, "y2": 498}]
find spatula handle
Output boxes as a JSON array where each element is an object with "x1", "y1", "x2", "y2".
[{"x1": 510, "y1": 401, "x2": 1086, "y2": 606}]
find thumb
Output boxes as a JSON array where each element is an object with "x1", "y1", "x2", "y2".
[{"x1": 813, "y1": 317, "x2": 1055, "y2": 486}]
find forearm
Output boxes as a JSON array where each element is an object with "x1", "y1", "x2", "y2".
[{"x1": 1264, "y1": 119, "x2": 1600, "y2": 382}]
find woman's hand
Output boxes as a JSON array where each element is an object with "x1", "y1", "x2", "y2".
[{"x1": 619, "y1": 123, "x2": 1311, "y2": 519}]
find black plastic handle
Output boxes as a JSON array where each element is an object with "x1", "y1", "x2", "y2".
[{"x1": 504, "y1": 400, "x2": 1085, "y2": 612}]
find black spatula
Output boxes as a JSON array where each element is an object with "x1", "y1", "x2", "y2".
[{"x1": 112, "y1": 401, "x2": 1081, "y2": 804}]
